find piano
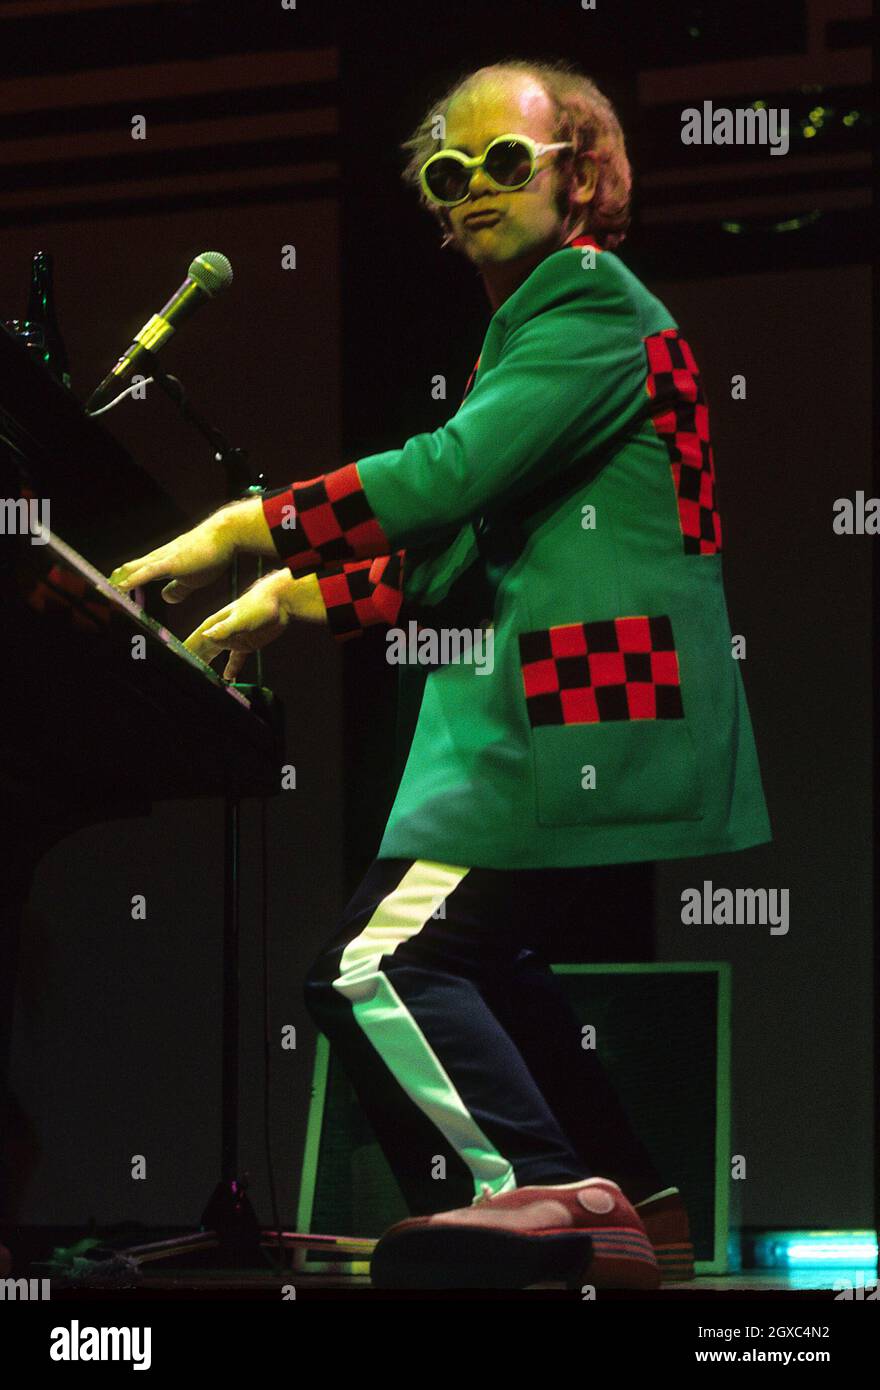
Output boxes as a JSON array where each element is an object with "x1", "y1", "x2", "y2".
[{"x1": 0, "y1": 321, "x2": 284, "y2": 1120}]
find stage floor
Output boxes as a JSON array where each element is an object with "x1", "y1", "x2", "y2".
[{"x1": 45, "y1": 1265, "x2": 874, "y2": 1297}]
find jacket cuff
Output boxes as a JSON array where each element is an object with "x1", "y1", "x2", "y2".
[
  {"x1": 261, "y1": 463, "x2": 391, "y2": 573},
  {"x1": 316, "y1": 551, "x2": 406, "y2": 642},
  {"x1": 316, "y1": 561, "x2": 372, "y2": 641}
]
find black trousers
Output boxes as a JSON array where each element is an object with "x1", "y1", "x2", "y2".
[{"x1": 304, "y1": 856, "x2": 666, "y2": 1217}]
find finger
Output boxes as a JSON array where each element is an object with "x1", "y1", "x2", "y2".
[
  {"x1": 163, "y1": 577, "x2": 223, "y2": 604},
  {"x1": 108, "y1": 559, "x2": 143, "y2": 587},
  {"x1": 108, "y1": 547, "x2": 169, "y2": 589},
  {"x1": 183, "y1": 626, "x2": 228, "y2": 663},
  {"x1": 198, "y1": 604, "x2": 232, "y2": 631},
  {"x1": 108, "y1": 567, "x2": 137, "y2": 591},
  {"x1": 110, "y1": 560, "x2": 173, "y2": 592},
  {"x1": 161, "y1": 579, "x2": 199, "y2": 604},
  {"x1": 223, "y1": 650, "x2": 248, "y2": 681}
]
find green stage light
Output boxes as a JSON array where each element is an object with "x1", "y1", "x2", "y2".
[{"x1": 754, "y1": 1231, "x2": 878, "y2": 1268}]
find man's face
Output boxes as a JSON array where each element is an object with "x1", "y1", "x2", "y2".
[{"x1": 443, "y1": 75, "x2": 574, "y2": 265}]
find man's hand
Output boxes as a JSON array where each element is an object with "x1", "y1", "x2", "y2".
[
  {"x1": 107, "y1": 497, "x2": 277, "y2": 602},
  {"x1": 183, "y1": 568, "x2": 323, "y2": 680}
]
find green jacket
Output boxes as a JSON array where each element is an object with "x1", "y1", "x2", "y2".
[{"x1": 262, "y1": 234, "x2": 772, "y2": 868}]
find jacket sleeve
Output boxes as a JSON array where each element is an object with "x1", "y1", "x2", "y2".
[
  {"x1": 261, "y1": 251, "x2": 647, "y2": 572},
  {"x1": 314, "y1": 550, "x2": 406, "y2": 642}
]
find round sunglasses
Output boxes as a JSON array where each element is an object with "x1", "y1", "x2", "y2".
[{"x1": 419, "y1": 133, "x2": 575, "y2": 207}]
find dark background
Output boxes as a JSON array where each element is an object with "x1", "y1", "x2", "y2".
[{"x1": 1, "y1": 0, "x2": 873, "y2": 1234}]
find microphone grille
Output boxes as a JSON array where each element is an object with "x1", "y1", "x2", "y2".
[{"x1": 188, "y1": 251, "x2": 233, "y2": 296}]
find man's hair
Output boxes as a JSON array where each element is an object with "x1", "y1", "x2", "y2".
[{"x1": 400, "y1": 58, "x2": 632, "y2": 250}]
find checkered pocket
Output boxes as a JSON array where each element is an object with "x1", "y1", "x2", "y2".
[{"x1": 517, "y1": 615, "x2": 706, "y2": 828}]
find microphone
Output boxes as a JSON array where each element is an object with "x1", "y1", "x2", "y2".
[{"x1": 85, "y1": 251, "x2": 233, "y2": 413}]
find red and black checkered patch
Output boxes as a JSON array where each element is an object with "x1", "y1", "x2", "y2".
[
  {"x1": 366, "y1": 550, "x2": 406, "y2": 624},
  {"x1": 518, "y1": 615, "x2": 684, "y2": 726},
  {"x1": 644, "y1": 329, "x2": 722, "y2": 556},
  {"x1": 262, "y1": 462, "x2": 391, "y2": 571},
  {"x1": 316, "y1": 550, "x2": 405, "y2": 640}
]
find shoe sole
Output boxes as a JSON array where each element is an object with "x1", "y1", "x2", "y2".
[
  {"x1": 585, "y1": 1226, "x2": 662, "y2": 1290},
  {"x1": 370, "y1": 1227, "x2": 595, "y2": 1291},
  {"x1": 655, "y1": 1241, "x2": 696, "y2": 1282}
]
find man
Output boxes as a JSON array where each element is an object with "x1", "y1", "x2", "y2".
[{"x1": 110, "y1": 59, "x2": 771, "y2": 1291}]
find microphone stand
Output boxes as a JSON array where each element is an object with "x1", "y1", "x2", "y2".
[
  {"x1": 57, "y1": 353, "x2": 349, "y2": 1290},
  {"x1": 123, "y1": 350, "x2": 268, "y2": 1267},
  {"x1": 35, "y1": 351, "x2": 364, "y2": 1293}
]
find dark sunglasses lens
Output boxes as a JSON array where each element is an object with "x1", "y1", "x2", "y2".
[
  {"x1": 425, "y1": 157, "x2": 470, "y2": 202},
  {"x1": 484, "y1": 140, "x2": 533, "y2": 186}
]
